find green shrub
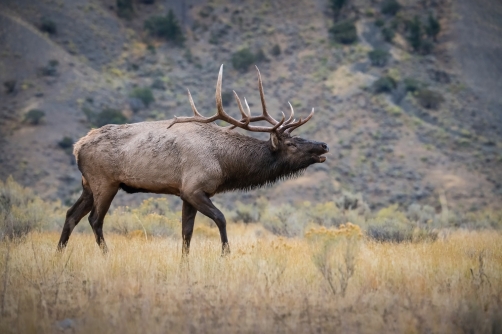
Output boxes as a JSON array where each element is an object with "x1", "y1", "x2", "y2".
[
  {"x1": 421, "y1": 39, "x2": 434, "y2": 54},
  {"x1": 40, "y1": 18, "x2": 57, "y2": 35},
  {"x1": 144, "y1": 10, "x2": 185, "y2": 45},
  {"x1": 221, "y1": 91, "x2": 233, "y2": 107},
  {"x1": 231, "y1": 48, "x2": 255, "y2": 72},
  {"x1": 39, "y1": 60, "x2": 59, "y2": 76},
  {"x1": 117, "y1": 0, "x2": 134, "y2": 19},
  {"x1": 271, "y1": 44, "x2": 281, "y2": 56},
  {"x1": 4, "y1": 80, "x2": 16, "y2": 94},
  {"x1": 374, "y1": 18, "x2": 385, "y2": 27},
  {"x1": 368, "y1": 49, "x2": 389, "y2": 67},
  {"x1": 329, "y1": 20, "x2": 357, "y2": 44},
  {"x1": 426, "y1": 14, "x2": 440, "y2": 41},
  {"x1": 329, "y1": 0, "x2": 348, "y2": 20},
  {"x1": 94, "y1": 108, "x2": 127, "y2": 127},
  {"x1": 403, "y1": 77, "x2": 422, "y2": 92},
  {"x1": 199, "y1": 5, "x2": 214, "y2": 18},
  {"x1": 58, "y1": 136, "x2": 74, "y2": 150},
  {"x1": 381, "y1": 26, "x2": 395, "y2": 42},
  {"x1": 254, "y1": 48, "x2": 268, "y2": 63},
  {"x1": 415, "y1": 89, "x2": 444, "y2": 109},
  {"x1": 367, "y1": 219, "x2": 413, "y2": 243},
  {"x1": 381, "y1": 0, "x2": 401, "y2": 16},
  {"x1": 0, "y1": 177, "x2": 51, "y2": 240},
  {"x1": 372, "y1": 76, "x2": 396, "y2": 93},
  {"x1": 24, "y1": 109, "x2": 45, "y2": 125},
  {"x1": 130, "y1": 87, "x2": 155, "y2": 107},
  {"x1": 407, "y1": 16, "x2": 422, "y2": 52}
]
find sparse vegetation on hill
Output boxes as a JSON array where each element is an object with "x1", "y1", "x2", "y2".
[
  {"x1": 415, "y1": 88, "x2": 444, "y2": 109},
  {"x1": 129, "y1": 87, "x2": 155, "y2": 108},
  {"x1": 380, "y1": 0, "x2": 401, "y2": 16},
  {"x1": 329, "y1": 20, "x2": 357, "y2": 44},
  {"x1": 231, "y1": 48, "x2": 256, "y2": 72},
  {"x1": 144, "y1": 10, "x2": 185, "y2": 45},
  {"x1": 117, "y1": 0, "x2": 134, "y2": 19},
  {"x1": 83, "y1": 108, "x2": 127, "y2": 127},
  {"x1": 23, "y1": 109, "x2": 45, "y2": 125},
  {"x1": 368, "y1": 49, "x2": 389, "y2": 67},
  {"x1": 39, "y1": 17, "x2": 57, "y2": 35}
]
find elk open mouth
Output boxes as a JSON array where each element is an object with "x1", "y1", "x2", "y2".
[{"x1": 314, "y1": 155, "x2": 327, "y2": 163}]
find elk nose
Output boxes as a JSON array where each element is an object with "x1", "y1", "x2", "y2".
[{"x1": 321, "y1": 143, "x2": 329, "y2": 152}]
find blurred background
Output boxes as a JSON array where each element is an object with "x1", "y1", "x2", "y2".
[{"x1": 0, "y1": 0, "x2": 501, "y2": 213}]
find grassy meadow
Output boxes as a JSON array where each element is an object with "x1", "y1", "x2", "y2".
[{"x1": 1, "y1": 178, "x2": 502, "y2": 333}]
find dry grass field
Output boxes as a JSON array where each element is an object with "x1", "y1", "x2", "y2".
[{"x1": 0, "y1": 226, "x2": 501, "y2": 333}]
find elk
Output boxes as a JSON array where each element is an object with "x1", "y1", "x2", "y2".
[{"x1": 57, "y1": 65, "x2": 329, "y2": 256}]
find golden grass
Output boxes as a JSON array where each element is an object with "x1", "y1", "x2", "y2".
[{"x1": 0, "y1": 226, "x2": 501, "y2": 333}]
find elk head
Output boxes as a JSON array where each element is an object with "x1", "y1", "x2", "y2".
[{"x1": 169, "y1": 65, "x2": 329, "y2": 170}]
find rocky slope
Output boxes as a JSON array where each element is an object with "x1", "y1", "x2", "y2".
[{"x1": 0, "y1": 0, "x2": 501, "y2": 212}]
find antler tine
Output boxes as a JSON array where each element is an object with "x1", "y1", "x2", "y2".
[
  {"x1": 285, "y1": 101, "x2": 295, "y2": 125},
  {"x1": 233, "y1": 91, "x2": 250, "y2": 127},
  {"x1": 187, "y1": 88, "x2": 203, "y2": 117},
  {"x1": 169, "y1": 65, "x2": 298, "y2": 133},
  {"x1": 255, "y1": 66, "x2": 281, "y2": 125},
  {"x1": 283, "y1": 108, "x2": 315, "y2": 134}
]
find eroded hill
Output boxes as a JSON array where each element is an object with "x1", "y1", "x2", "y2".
[{"x1": 0, "y1": 0, "x2": 501, "y2": 212}]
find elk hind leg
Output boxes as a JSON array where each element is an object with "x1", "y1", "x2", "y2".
[
  {"x1": 88, "y1": 183, "x2": 118, "y2": 253},
  {"x1": 182, "y1": 189, "x2": 229, "y2": 256},
  {"x1": 57, "y1": 178, "x2": 94, "y2": 251},
  {"x1": 181, "y1": 200, "x2": 197, "y2": 257}
]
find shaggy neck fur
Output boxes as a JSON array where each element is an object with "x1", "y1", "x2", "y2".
[{"x1": 214, "y1": 130, "x2": 309, "y2": 193}]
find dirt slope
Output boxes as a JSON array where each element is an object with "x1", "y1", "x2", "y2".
[{"x1": 0, "y1": 0, "x2": 501, "y2": 211}]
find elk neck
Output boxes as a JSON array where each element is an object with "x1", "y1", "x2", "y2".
[{"x1": 214, "y1": 129, "x2": 306, "y2": 193}]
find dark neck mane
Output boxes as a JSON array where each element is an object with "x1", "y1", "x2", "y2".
[{"x1": 214, "y1": 130, "x2": 307, "y2": 193}]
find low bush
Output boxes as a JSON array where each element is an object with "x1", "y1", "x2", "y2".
[
  {"x1": 421, "y1": 39, "x2": 434, "y2": 54},
  {"x1": 367, "y1": 218, "x2": 414, "y2": 242},
  {"x1": 58, "y1": 136, "x2": 74, "y2": 154},
  {"x1": 372, "y1": 76, "x2": 396, "y2": 93},
  {"x1": 24, "y1": 109, "x2": 45, "y2": 125},
  {"x1": 374, "y1": 18, "x2": 385, "y2": 27},
  {"x1": 403, "y1": 77, "x2": 422, "y2": 92},
  {"x1": 426, "y1": 14, "x2": 441, "y2": 41},
  {"x1": 415, "y1": 89, "x2": 444, "y2": 109},
  {"x1": 130, "y1": 87, "x2": 155, "y2": 107},
  {"x1": 95, "y1": 108, "x2": 127, "y2": 127},
  {"x1": 381, "y1": 0, "x2": 401, "y2": 16},
  {"x1": 368, "y1": 49, "x2": 389, "y2": 67},
  {"x1": 221, "y1": 91, "x2": 233, "y2": 107},
  {"x1": 407, "y1": 16, "x2": 422, "y2": 52},
  {"x1": 329, "y1": 0, "x2": 348, "y2": 20},
  {"x1": 117, "y1": 0, "x2": 134, "y2": 19},
  {"x1": 0, "y1": 177, "x2": 63, "y2": 240},
  {"x1": 381, "y1": 26, "x2": 395, "y2": 42},
  {"x1": 329, "y1": 20, "x2": 357, "y2": 44},
  {"x1": 231, "y1": 48, "x2": 255, "y2": 72},
  {"x1": 144, "y1": 10, "x2": 185, "y2": 45},
  {"x1": 4, "y1": 80, "x2": 16, "y2": 94},
  {"x1": 270, "y1": 44, "x2": 281, "y2": 56},
  {"x1": 39, "y1": 60, "x2": 59, "y2": 76},
  {"x1": 40, "y1": 18, "x2": 57, "y2": 35}
]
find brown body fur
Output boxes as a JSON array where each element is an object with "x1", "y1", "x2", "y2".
[{"x1": 58, "y1": 67, "x2": 329, "y2": 256}]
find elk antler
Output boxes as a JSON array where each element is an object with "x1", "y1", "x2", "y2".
[{"x1": 169, "y1": 65, "x2": 313, "y2": 135}]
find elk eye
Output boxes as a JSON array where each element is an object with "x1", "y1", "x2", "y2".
[{"x1": 286, "y1": 142, "x2": 296, "y2": 147}]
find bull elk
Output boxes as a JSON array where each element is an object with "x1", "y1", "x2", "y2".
[{"x1": 57, "y1": 65, "x2": 329, "y2": 256}]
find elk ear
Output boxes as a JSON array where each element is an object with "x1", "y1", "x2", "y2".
[{"x1": 270, "y1": 132, "x2": 280, "y2": 151}]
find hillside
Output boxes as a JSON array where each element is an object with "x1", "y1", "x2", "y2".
[{"x1": 0, "y1": 0, "x2": 501, "y2": 212}]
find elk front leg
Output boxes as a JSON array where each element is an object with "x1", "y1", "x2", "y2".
[
  {"x1": 57, "y1": 183, "x2": 93, "y2": 251},
  {"x1": 182, "y1": 189, "x2": 230, "y2": 256},
  {"x1": 181, "y1": 200, "x2": 197, "y2": 257}
]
